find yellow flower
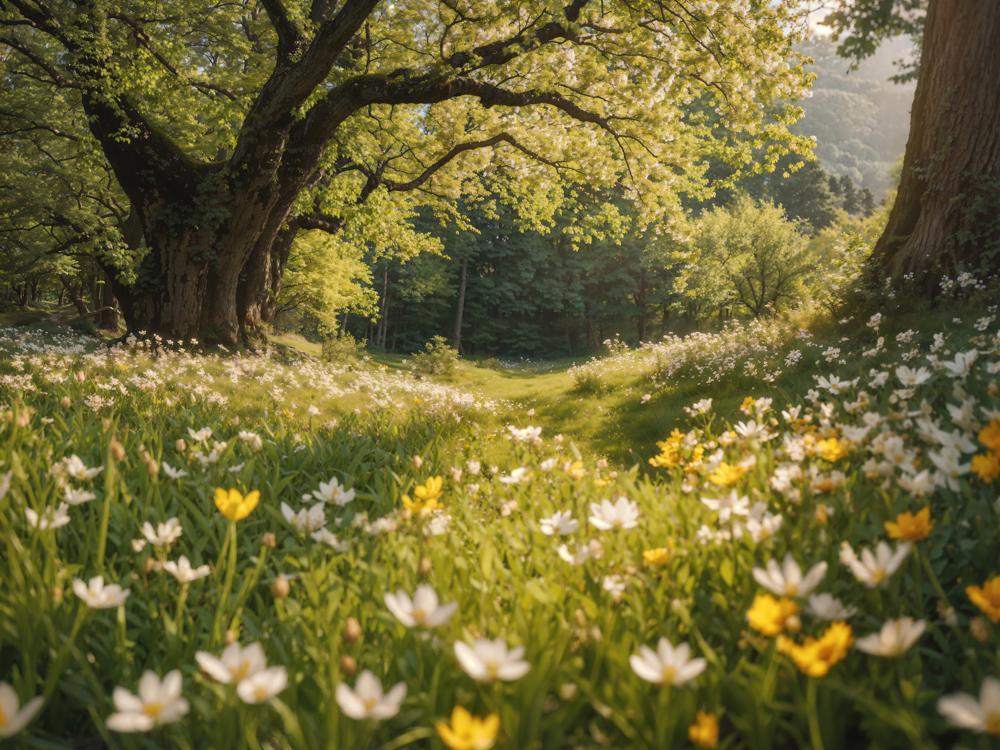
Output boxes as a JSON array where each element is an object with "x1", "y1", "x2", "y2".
[
  {"x1": 777, "y1": 622, "x2": 853, "y2": 677},
  {"x1": 815, "y1": 437, "x2": 848, "y2": 462},
  {"x1": 967, "y1": 575, "x2": 1000, "y2": 623},
  {"x1": 884, "y1": 507, "x2": 933, "y2": 541},
  {"x1": 747, "y1": 594, "x2": 800, "y2": 637},
  {"x1": 402, "y1": 476, "x2": 443, "y2": 513},
  {"x1": 649, "y1": 430, "x2": 684, "y2": 469},
  {"x1": 971, "y1": 453, "x2": 1000, "y2": 484},
  {"x1": 978, "y1": 417, "x2": 1000, "y2": 452},
  {"x1": 707, "y1": 462, "x2": 747, "y2": 487},
  {"x1": 564, "y1": 460, "x2": 586, "y2": 480},
  {"x1": 214, "y1": 488, "x2": 260, "y2": 522},
  {"x1": 643, "y1": 547, "x2": 671, "y2": 567},
  {"x1": 740, "y1": 396, "x2": 756, "y2": 414},
  {"x1": 436, "y1": 706, "x2": 499, "y2": 750},
  {"x1": 688, "y1": 710, "x2": 719, "y2": 749}
]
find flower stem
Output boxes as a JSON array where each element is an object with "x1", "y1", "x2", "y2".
[{"x1": 806, "y1": 678, "x2": 824, "y2": 750}]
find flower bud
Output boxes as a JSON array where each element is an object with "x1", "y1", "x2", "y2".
[
  {"x1": 342, "y1": 616, "x2": 362, "y2": 644},
  {"x1": 558, "y1": 683, "x2": 577, "y2": 701},
  {"x1": 262, "y1": 532, "x2": 277, "y2": 550},
  {"x1": 271, "y1": 575, "x2": 290, "y2": 599},
  {"x1": 224, "y1": 629, "x2": 237, "y2": 645},
  {"x1": 970, "y1": 616, "x2": 991, "y2": 644},
  {"x1": 109, "y1": 438, "x2": 126, "y2": 462},
  {"x1": 339, "y1": 654, "x2": 357, "y2": 676},
  {"x1": 175, "y1": 438, "x2": 186, "y2": 453},
  {"x1": 418, "y1": 557, "x2": 433, "y2": 577},
  {"x1": 75, "y1": 370, "x2": 86, "y2": 382},
  {"x1": 411, "y1": 454, "x2": 423, "y2": 469}
]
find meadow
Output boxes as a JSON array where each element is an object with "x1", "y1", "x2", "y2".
[{"x1": 1, "y1": 286, "x2": 999, "y2": 750}]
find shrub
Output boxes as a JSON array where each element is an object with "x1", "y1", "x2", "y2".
[
  {"x1": 568, "y1": 359, "x2": 607, "y2": 393},
  {"x1": 321, "y1": 331, "x2": 363, "y2": 362},
  {"x1": 410, "y1": 335, "x2": 459, "y2": 376}
]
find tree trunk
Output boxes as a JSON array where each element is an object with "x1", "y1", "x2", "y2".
[
  {"x1": 452, "y1": 256, "x2": 468, "y2": 352},
  {"x1": 874, "y1": 1, "x2": 1000, "y2": 283}
]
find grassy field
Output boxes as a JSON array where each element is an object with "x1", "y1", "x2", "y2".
[{"x1": 1, "y1": 296, "x2": 999, "y2": 749}]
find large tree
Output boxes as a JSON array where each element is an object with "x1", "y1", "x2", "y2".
[
  {"x1": 826, "y1": 1, "x2": 1000, "y2": 286},
  {"x1": 1, "y1": 0, "x2": 810, "y2": 344}
]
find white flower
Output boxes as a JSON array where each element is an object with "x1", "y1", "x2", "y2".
[
  {"x1": 106, "y1": 670, "x2": 189, "y2": 732},
  {"x1": 64, "y1": 486, "x2": 96, "y2": 505},
  {"x1": 839, "y1": 541, "x2": 911, "y2": 588},
  {"x1": 507, "y1": 425, "x2": 542, "y2": 443},
  {"x1": 238, "y1": 430, "x2": 263, "y2": 451},
  {"x1": 629, "y1": 638, "x2": 706, "y2": 687},
  {"x1": 161, "y1": 462, "x2": 188, "y2": 479},
  {"x1": 281, "y1": 502, "x2": 326, "y2": 533},
  {"x1": 26, "y1": 503, "x2": 70, "y2": 530},
  {"x1": 454, "y1": 638, "x2": 530, "y2": 682},
  {"x1": 557, "y1": 540, "x2": 602, "y2": 565},
  {"x1": 196, "y1": 642, "x2": 266, "y2": 684},
  {"x1": 312, "y1": 476, "x2": 356, "y2": 506},
  {"x1": 498, "y1": 467, "x2": 529, "y2": 485},
  {"x1": 335, "y1": 671, "x2": 406, "y2": 720},
  {"x1": 187, "y1": 427, "x2": 212, "y2": 442},
  {"x1": 162, "y1": 556, "x2": 210, "y2": 583},
  {"x1": 734, "y1": 420, "x2": 774, "y2": 442},
  {"x1": 384, "y1": 584, "x2": 457, "y2": 628},
  {"x1": 856, "y1": 617, "x2": 925, "y2": 657},
  {"x1": 539, "y1": 510, "x2": 579, "y2": 536},
  {"x1": 603, "y1": 575, "x2": 626, "y2": 599},
  {"x1": 141, "y1": 517, "x2": 183, "y2": 547},
  {"x1": 895, "y1": 365, "x2": 931, "y2": 387},
  {"x1": 806, "y1": 594, "x2": 857, "y2": 621},
  {"x1": 0, "y1": 682, "x2": 43, "y2": 738},
  {"x1": 73, "y1": 576, "x2": 130, "y2": 608},
  {"x1": 236, "y1": 667, "x2": 288, "y2": 704},
  {"x1": 897, "y1": 470, "x2": 935, "y2": 497},
  {"x1": 752, "y1": 555, "x2": 827, "y2": 598},
  {"x1": 940, "y1": 350, "x2": 978, "y2": 379},
  {"x1": 311, "y1": 528, "x2": 349, "y2": 551},
  {"x1": 937, "y1": 676, "x2": 1000, "y2": 734},
  {"x1": 60, "y1": 455, "x2": 103, "y2": 481},
  {"x1": 701, "y1": 491, "x2": 749, "y2": 522},
  {"x1": 588, "y1": 497, "x2": 640, "y2": 530}
]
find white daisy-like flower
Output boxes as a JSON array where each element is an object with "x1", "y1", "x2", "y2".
[
  {"x1": 557, "y1": 540, "x2": 602, "y2": 565},
  {"x1": 384, "y1": 584, "x2": 457, "y2": 628},
  {"x1": 161, "y1": 462, "x2": 188, "y2": 479},
  {"x1": 588, "y1": 497, "x2": 640, "y2": 530},
  {"x1": 236, "y1": 667, "x2": 288, "y2": 704},
  {"x1": 937, "y1": 676, "x2": 1000, "y2": 734},
  {"x1": 162, "y1": 556, "x2": 210, "y2": 583},
  {"x1": 311, "y1": 528, "x2": 349, "y2": 551},
  {"x1": 752, "y1": 555, "x2": 827, "y2": 598},
  {"x1": 26, "y1": 503, "x2": 71, "y2": 530},
  {"x1": 141, "y1": 517, "x2": 183, "y2": 547},
  {"x1": 0, "y1": 682, "x2": 44, "y2": 738},
  {"x1": 453, "y1": 638, "x2": 530, "y2": 682},
  {"x1": 64, "y1": 486, "x2": 96, "y2": 505},
  {"x1": 335, "y1": 671, "x2": 406, "y2": 721},
  {"x1": 839, "y1": 541, "x2": 911, "y2": 588},
  {"x1": 281, "y1": 502, "x2": 326, "y2": 533},
  {"x1": 312, "y1": 476, "x2": 356, "y2": 506},
  {"x1": 539, "y1": 510, "x2": 579, "y2": 536},
  {"x1": 806, "y1": 593, "x2": 857, "y2": 621},
  {"x1": 629, "y1": 638, "x2": 706, "y2": 687},
  {"x1": 73, "y1": 576, "x2": 130, "y2": 609},
  {"x1": 196, "y1": 642, "x2": 267, "y2": 684},
  {"x1": 856, "y1": 617, "x2": 925, "y2": 657},
  {"x1": 106, "y1": 670, "x2": 189, "y2": 732}
]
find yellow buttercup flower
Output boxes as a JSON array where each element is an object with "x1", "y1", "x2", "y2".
[
  {"x1": 707, "y1": 462, "x2": 747, "y2": 487},
  {"x1": 815, "y1": 437, "x2": 848, "y2": 462},
  {"x1": 740, "y1": 396, "x2": 756, "y2": 414},
  {"x1": 971, "y1": 453, "x2": 1000, "y2": 484},
  {"x1": 643, "y1": 547, "x2": 671, "y2": 567},
  {"x1": 978, "y1": 417, "x2": 1000, "y2": 452},
  {"x1": 884, "y1": 507, "x2": 933, "y2": 541},
  {"x1": 402, "y1": 476, "x2": 443, "y2": 513},
  {"x1": 649, "y1": 430, "x2": 684, "y2": 469},
  {"x1": 966, "y1": 575, "x2": 1000, "y2": 623},
  {"x1": 214, "y1": 487, "x2": 260, "y2": 522},
  {"x1": 436, "y1": 706, "x2": 499, "y2": 750},
  {"x1": 777, "y1": 622, "x2": 852, "y2": 677},
  {"x1": 688, "y1": 710, "x2": 719, "y2": 749},
  {"x1": 564, "y1": 460, "x2": 586, "y2": 480},
  {"x1": 747, "y1": 594, "x2": 800, "y2": 637}
]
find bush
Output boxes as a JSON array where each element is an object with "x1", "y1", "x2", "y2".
[
  {"x1": 410, "y1": 335, "x2": 459, "y2": 376},
  {"x1": 568, "y1": 359, "x2": 607, "y2": 393},
  {"x1": 321, "y1": 331, "x2": 363, "y2": 362}
]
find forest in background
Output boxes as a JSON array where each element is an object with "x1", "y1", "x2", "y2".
[{"x1": 279, "y1": 35, "x2": 914, "y2": 357}]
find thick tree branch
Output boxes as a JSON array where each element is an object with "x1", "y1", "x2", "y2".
[{"x1": 259, "y1": 0, "x2": 302, "y2": 60}]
